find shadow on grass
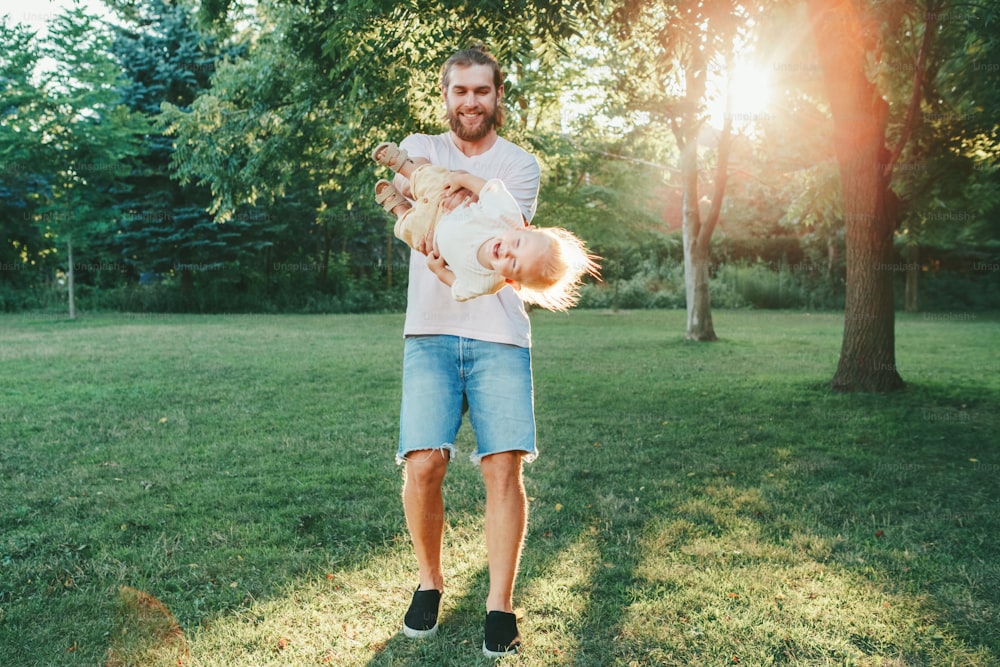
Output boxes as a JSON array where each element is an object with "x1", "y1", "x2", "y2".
[
  {"x1": 76, "y1": 384, "x2": 1000, "y2": 665},
  {"x1": 7, "y1": 311, "x2": 998, "y2": 665},
  {"x1": 525, "y1": 379, "x2": 995, "y2": 663},
  {"x1": 363, "y1": 380, "x2": 999, "y2": 664}
]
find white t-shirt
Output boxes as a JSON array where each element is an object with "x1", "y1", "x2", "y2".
[{"x1": 396, "y1": 132, "x2": 541, "y2": 347}]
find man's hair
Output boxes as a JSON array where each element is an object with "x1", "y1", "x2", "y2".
[
  {"x1": 518, "y1": 228, "x2": 601, "y2": 312},
  {"x1": 440, "y1": 43, "x2": 506, "y2": 128}
]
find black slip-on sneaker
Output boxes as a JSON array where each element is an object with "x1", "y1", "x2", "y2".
[
  {"x1": 402, "y1": 588, "x2": 441, "y2": 638},
  {"x1": 482, "y1": 610, "x2": 521, "y2": 657}
]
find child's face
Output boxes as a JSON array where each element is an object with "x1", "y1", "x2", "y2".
[{"x1": 487, "y1": 229, "x2": 550, "y2": 286}]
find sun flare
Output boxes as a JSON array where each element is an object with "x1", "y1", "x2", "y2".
[{"x1": 707, "y1": 62, "x2": 775, "y2": 132}]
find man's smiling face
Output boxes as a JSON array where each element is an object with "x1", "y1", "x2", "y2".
[{"x1": 443, "y1": 63, "x2": 502, "y2": 142}]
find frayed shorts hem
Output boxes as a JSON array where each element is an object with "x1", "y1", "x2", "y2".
[
  {"x1": 396, "y1": 444, "x2": 537, "y2": 467},
  {"x1": 395, "y1": 444, "x2": 456, "y2": 466},
  {"x1": 468, "y1": 447, "x2": 537, "y2": 466}
]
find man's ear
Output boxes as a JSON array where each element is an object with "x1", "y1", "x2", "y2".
[{"x1": 505, "y1": 278, "x2": 522, "y2": 290}]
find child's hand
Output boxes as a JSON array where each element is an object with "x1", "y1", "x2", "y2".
[
  {"x1": 426, "y1": 247, "x2": 456, "y2": 288},
  {"x1": 426, "y1": 246, "x2": 446, "y2": 274},
  {"x1": 443, "y1": 170, "x2": 470, "y2": 193},
  {"x1": 441, "y1": 187, "x2": 474, "y2": 212}
]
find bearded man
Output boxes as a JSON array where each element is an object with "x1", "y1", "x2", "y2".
[{"x1": 389, "y1": 44, "x2": 540, "y2": 658}]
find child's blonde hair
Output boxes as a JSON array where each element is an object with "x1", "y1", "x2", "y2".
[{"x1": 517, "y1": 227, "x2": 600, "y2": 312}]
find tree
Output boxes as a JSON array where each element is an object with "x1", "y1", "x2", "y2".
[
  {"x1": 607, "y1": 0, "x2": 757, "y2": 340},
  {"x1": 0, "y1": 19, "x2": 51, "y2": 296},
  {"x1": 807, "y1": 0, "x2": 910, "y2": 390},
  {"x1": 109, "y1": 0, "x2": 267, "y2": 296},
  {"x1": 159, "y1": 7, "x2": 371, "y2": 292},
  {"x1": 30, "y1": 7, "x2": 147, "y2": 318},
  {"x1": 889, "y1": 1, "x2": 1000, "y2": 312},
  {"x1": 807, "y1": 0, "x2": 999, "y2": 390}
]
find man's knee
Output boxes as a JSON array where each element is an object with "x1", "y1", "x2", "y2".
[
  {"x1": 404, "y1": 449, "x2": 450, "y2": 487},
  {"x1": 480, "y1": 451, "x2": 524, "y2": 486}
]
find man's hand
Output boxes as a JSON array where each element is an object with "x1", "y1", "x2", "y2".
[
  {"x1": 415, "y1": 230, "x2": 435, "y2": 256},
  {"x1": 440, "y1": 169, "x2": 486, "y2": 212}
]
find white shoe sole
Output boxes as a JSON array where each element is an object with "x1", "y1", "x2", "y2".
[
  {"x1": 403, "y1": 623, "x2": 439, "y2": 639},
  {"x1": 482, "y1": 640, "x2": 519, "y2": 657}
]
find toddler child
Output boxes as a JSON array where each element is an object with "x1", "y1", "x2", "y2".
[{"x1": 373, "y1": 141, "x2": 598, "y2": 311}]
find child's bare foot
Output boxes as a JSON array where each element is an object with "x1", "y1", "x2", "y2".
[{"x1": 375, "y1": 179, "x2": 411, "y2": 217}]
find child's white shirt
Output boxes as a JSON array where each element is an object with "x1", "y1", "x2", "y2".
[{"x1": 435, "y1": 179, "x2": 524, "y2": 301}]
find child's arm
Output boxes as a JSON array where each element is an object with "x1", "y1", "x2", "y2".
[
  {"x1": 426, "y1": 246, "x2": 455, "y2": 287},
  {"x1": 443, "y1": 170, "x2": 488, "y2": 198}
]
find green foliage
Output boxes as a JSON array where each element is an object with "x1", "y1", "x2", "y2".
[
  {"x1": 3, "y1": 0, "x2": 998, "y2": 316},
  {"x1": 14, "y1": 7, "x2": 147, "y2": 306},
  {"x1": 109, "y1": 0, "x2": 287, "y2": 283},
  {"x1": 0, "y1": 20, "x2": 52, "y2": 281},
  {"x1": 882, "y1": 0, "x2": 1000, "y2": 255}
]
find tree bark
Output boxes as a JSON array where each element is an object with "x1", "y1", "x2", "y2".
[
  {"x1": 904, "y1": 244, "x2": 919, "y2": 313},
  {"x1": 683, "y1": 232, "x2": 716, "y2": 339},
  {"x1": 680, "y1": 137, "x2": 717, "y2": 341},
  {"x1": 67, "y1": 237, "x2": 77, "y2": 321},
  {"x1": 808, "y1": 0, "x2": 904, "y2": 391},
  {"x1": 675, "y1": 50, "x2": 730, "y2": 342}
]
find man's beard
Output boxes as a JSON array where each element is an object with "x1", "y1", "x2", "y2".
[{"x1": 447, "y1": 104, "x2": 500, "y2": 142}]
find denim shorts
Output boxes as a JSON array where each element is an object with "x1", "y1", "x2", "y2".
[{"x1": 398, "y1": 335, "x2": 537, "y2": 465}]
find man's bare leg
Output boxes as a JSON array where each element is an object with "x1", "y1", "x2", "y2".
[
  {"x1": 479, "y1": 451, "x2": 527, "y2": 613},
  {"x1": 402, "y1": 450, "x2": 450, "y2": 592}
]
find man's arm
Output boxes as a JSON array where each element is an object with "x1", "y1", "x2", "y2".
[{"x1": 496, "y1": 153, "x2": 541, "y2": 223}]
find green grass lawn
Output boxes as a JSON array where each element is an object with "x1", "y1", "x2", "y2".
[{"x1": 1, "y1": 310, "x2": 998, "y2": 666}]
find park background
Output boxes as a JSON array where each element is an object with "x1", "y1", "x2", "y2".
[
  {"x1": 2, "y1": 0, "x2": 999, "y2": 665},
  {"x1": 2, "y1": 0, "x2": 998, "y2": 323}
]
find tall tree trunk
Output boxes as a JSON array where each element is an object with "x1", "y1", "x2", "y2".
[
  {"x1": 808, "y1": 0, "x2": 905, "y2": 391},
  {"x1": 67, "y1": 237, "x2": 77, "y2": 320},
  {"x1": 675, "y1": 51, "x2": 733, "y2": 342},
  {"x1": 386, "y1": 228, "x2": 393, "y2": 289},
  {"x1": 904, "y1": 244, "x2": 919, "y2": 313},
  {"x1": 680, "y1": 138, "x2": 717, "y2": 341},
  {"x1": 683, "y1": 232, "x2": 715, "y2": 339}
]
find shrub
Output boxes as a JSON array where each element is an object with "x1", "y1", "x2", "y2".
[{"x1": 713, "y1": 262, "x2": 807, "y2": 309}]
